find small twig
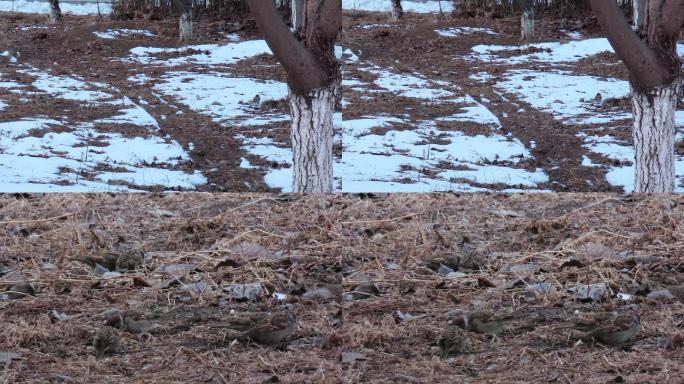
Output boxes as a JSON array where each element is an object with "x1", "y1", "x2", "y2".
[
  {"x1": 559, "y1": 197, "x2": 627, "y2": 218},
  {"x1": 0, "y1": 212, "x2": 75, "y2": 225},
  {"x1": 341, "y1": 212, "x2": 418, "y2": 225}
]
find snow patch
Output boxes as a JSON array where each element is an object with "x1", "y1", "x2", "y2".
[
  {"x1": 94, "y1": 29, "x2": 156, "y2": 40},
  {"x1": 0, "y1": 0, "x2": 111, "y2": 15},
  {"x1": 343, "y1": 0, "x2": 453, "y2": 13},
  {"x1": 495, "y1": 70, "x2": 630, "y2": 124},
  {"x1": 127, "y1": 40, "x2": 272, "y2": 66},
  {"x1": 436, "y1": 27, "x2": 498, "y2": 37}
]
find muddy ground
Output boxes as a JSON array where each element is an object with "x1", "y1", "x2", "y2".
[{"x1": 0, "y1": 193, "x2": 682, "y2": 383}]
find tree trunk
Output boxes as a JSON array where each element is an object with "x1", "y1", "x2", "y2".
[
  {"x1": 179, "y1": 10, "x2": 192, "y2": 42},
  {"x1": 520, "y1": 8, "x2": 534, "y2": 41},
  {"x1": 632, "y1": 0, "x2": 645, "y2": 31},
  {"x1": 391, "y1": 0, "x2": 403, "y2": 20},
  {"x1": 631, "y1": 83, "x2": 678, "y2": 192},
  {"x1": 290, "y1": 86, "x2": 336, "y2": 193},
  {"x1": 591, "y1": 0, "x2": 684, "y2": 192},
  {"x1": 292, "y1": 0, "x2": 305, "y2": 32},
  {"x1": 48, "y1": 0, "x2": 61, "y2": 23},
  {"x1": 247, "y1": 0, "x2": 340, "y2": 192}
]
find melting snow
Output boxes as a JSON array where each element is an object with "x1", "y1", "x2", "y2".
[
  {"x1": 343, "y1": 0, "x2": 454, "y2": 13},
  {"x1": 0, "y1": 67, "x2": 203, "y2": 191},
  {"x1": 0, "y1": 0, "x2": 111, "y2": 15},
  {"x1": 94, "y1": 29, "x2": 156, "y2": 40},
  {"x1": 436, "y1": 27, "x2": 498, "y2": 37},
  {"x1": 127, "y1": 40, "x2": 272, "y2": 66},
  {"x1": 151, "y1": 72, "x2": 289, "y2": 126},
  {"x1": 495, "y1": 70, "x2": 630, "y2": 124}
]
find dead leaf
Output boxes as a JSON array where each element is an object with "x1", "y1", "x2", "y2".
[
  {"x1": 154, "y1": 263, "x2": 197, "y2": 274},
  {"x1": 501, "y1": 263, "x2": 539, "y2": 274},
  {"x1": 341, "y1": 351, "x2": 366, "y2": 364},
  {"x1": 223, "y1": 282, "x2": 262, "y2": 302},
  {"x1": 302, "y1": 285, "x2": 341, "y2": 301},
  {"x1": 0, "y1": 351, "x2": 20, "y2": 363},
  {"x1": 230, "y1": 242, "x2": 273, "y2": 261},
  {"x1": 568, "y1": 283, "x2": 608, "y2": 302},
  {"x1": 575, "y1": 243, "x2": 616, "y2": 262},
  {"x1": 133, "y1": 276, "x2": 152, "y2": 288},
  {"x1": 4, "y1": 283, "x2": 35, "y2": 300}
]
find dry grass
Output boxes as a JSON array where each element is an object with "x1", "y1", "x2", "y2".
[
  {"x1": 340, "y1": 194, "x2": 684, "y2": 383},
  {"x1": 0, "y1": 194, "x2": 682, "y2": 383}
]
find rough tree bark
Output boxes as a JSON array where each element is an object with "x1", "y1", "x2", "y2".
[
  {"x1": 632, "y1": 0, "x2": 646, "y2": 30},
  {"x1": 179, "y1": 0, "x2": 193, "y2": 43},
  {"x1": 48, "y1": 0, "x2": 62, "y2": 23},
  {"x1": 391, "y1": 0, "x2": 403, "y2": 20},
  {"x1": 247, "y1": 0, "x2": 340, "y2": 192},
  {"x1": 591, "y1": 0, "x2": 684, "y2": 192},
  {"x1": 520, "y1": 0, "x2": 534, "y2": 41},
  {"x1": 292, "y1": 0, "x2": 305, "y2": 32}
]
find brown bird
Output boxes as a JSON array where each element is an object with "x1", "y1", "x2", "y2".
[
  {"x1": 105, "y1": 310, "x2": 157, "y2": 334},
  {"x1": 214, "y1": 306, "x2": 297, "y2": 346},
  {"x1": 93, "y1": 327, "x2": 121, "y2": 358},
  {"x1": 450, "y1": 310, "x2": 522, "y2": 335},
  {"x1": 438, "y1": 325, "x2": 467, "y2": 359},
  {"x1": 575, "y1": 311, "x2": 640, "y2": 348},
  {"x1": 76, "y1": 249, "x2": 144, "y2": 272}
]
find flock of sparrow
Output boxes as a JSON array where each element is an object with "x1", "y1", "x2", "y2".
[
  {"x1": 438, "y1": 309, "x2": 640, "y2": 359},
  {"x1": 92, "y1": 304, "x2": 641, "y2": 359},
  {"x1": 92, "y1": 305, "x2": 298, "y2": 358},
  {"x1": 83, "y1": 249, "x2": 643, "y2": 359}
]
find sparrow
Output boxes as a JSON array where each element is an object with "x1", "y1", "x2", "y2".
[
  {"x1": 213, "y1": 306, "x2": 297, "y2": 346},
  {"x1": 575, "y1": 312, "x2": 640, "y2": 348},
  {"x1": 450, "y1": 310, "x2": 521, "y2": 335},
  {"x1": 114, "y1": 249, "x2": 144, "y2": 272},
  {"x1": 76, "y1": 249, "x2": 143, "y2": 272},
  {"x1": 105, "y1": 310, "x2": 157, "y2": 334},
  {"x1": 438, "y1": 325, "x2": 467, "y2": 359},
  {"x1": 5, "y1": 283, "x2": 35, "y2": 300},
  {"x1": 93, "y1": 327, "x2": 121, "y2": 358},
  {"x1": 251, "y1": 94, "x2": 261, "y2": 106},
  {"x1": 592, "y1": 92, "x2": 602, "y2": 105}
]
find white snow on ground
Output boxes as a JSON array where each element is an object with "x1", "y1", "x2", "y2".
[
  {"x1": 580, "y1": 134, "x2": 684, "y2": 193},
  {"x1": 473, "y1": 37, "x2": 684, "y2": 65},
  {"x1": 0, "y1": 1, "x2": 111, "y2": 15},
  {"x1": 339, "y1": 117, "x2": 547, "y2": 192},
  {"x1": 0, "y1": 67, "x2": 204, "y2": 191},
  {"x1": 563, "y1": 31, "x2": 583, "y2": 40},
  {"x1": 0, "y1": 100, "x2": 6, "y2": 110},
  {"x1": 94, "y1": 29, "x2": 156, "y2": 40},
  {"x1": 495, "y1": 70, "x2": 631, "y2": 125},
  {"x1": 479, "y1": 37, "x2": 684, "y2": 192},
  {"x1": 360, "y1": 65, "x2": 454, "y2": 99},
  {"x1": 472, "y1": 38, "x2": 614, "y2": 64},
  {"x1": 152, "y1": 72, "x2": 289, "y2": 127},
  {"x1": 436, "y1": 27, "x2": 498, "y2": 37},
  {"x1": 343, "y1": 48, "x2": 546, "y2": 191},
  {"x1": 127, "y1": 40, "x2": 272, "y2": 66},
  {"x1": 125, "y1": 40, "x2": 307, "y2": 190},
  {"x1": 1, "y1": 50, "x2": 17, "y2": 63},
  {"x1": 343, "y1": 0, "x2": 454, "y2": 13}
]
